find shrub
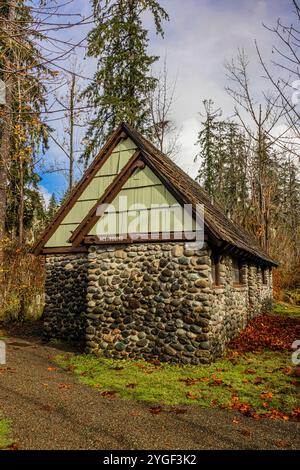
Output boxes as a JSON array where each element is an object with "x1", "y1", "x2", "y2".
[{"x1": 0, "y1": 239, "x2": 45, "y2": 322}]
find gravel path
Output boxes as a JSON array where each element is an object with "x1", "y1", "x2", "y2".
[{"x1": 0, "y1": 328, "x2": 299, "y2": 450}]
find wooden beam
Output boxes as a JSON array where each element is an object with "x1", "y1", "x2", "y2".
[{"x1": 41, "y1": 246, "x2": 88, "y2": 255}]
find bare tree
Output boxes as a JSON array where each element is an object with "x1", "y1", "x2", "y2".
[
  {"x1": 0, "y1": 0, "x2": 16, "y2": 248},
  {"x1": 225, "y1": 49, "x2": 285, "y2": 251},
  {"x1": 0, "y1": 0, "x2": 92, "y2": 250},
  {"x1": 147, "y1": 59, "x2": 181, "y2": 160},
  {"x1": 255, "y1": 0, "x2": 300, "y2": 160},
  {"x1": 48, "y1": 62, "x2": 86, "y2": 193}
]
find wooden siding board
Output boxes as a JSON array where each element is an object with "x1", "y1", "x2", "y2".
[
  {"x1": 123, "y1": 165, "x2": 161, "y2": 189},
  {"x1": 116, "y1": 137, "x2": 137, "y2": 152},
  {"x1": 88, "y1": 165, "x2": 185, "y2": 237},
  {"x1": 45, "y1": 223, "x2": 78, "y2": 247}
]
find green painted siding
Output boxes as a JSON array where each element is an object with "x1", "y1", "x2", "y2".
[
  {"x1": 45, "y1": 139, "x2": 136, "y2": 247},
  {"x1": 45, "y1": 224, "x2": 78, "y2": 248},
  {"x1": 89, "y1": 165, "x2": 198, "y2": 237}
]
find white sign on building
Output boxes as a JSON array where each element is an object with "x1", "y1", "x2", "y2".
[{"x1": 0, "y1": 341, "x2": 6, "y2": 365}]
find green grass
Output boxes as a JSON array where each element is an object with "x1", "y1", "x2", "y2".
[
  {"x1": 56, "y1": 349, "x2": 299, "y2": 416},
  {"x1": 0, "y1": 419, "x2": 13, "y2": 449},
  {"x1": 273, "y1": 302, "x2": 300, "y2": 317}
]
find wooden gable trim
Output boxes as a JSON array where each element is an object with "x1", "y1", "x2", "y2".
[
  {"x1": 41, "y1": 246, "x2": 88, "y2": 255},
  {"x1": 70, "y1": 150, "x2": 144, "y2": 247},
  {"x1": 33, "y1": 124, "x2": 128, "y2": 255}
]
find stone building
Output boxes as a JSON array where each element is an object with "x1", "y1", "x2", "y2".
[{"x1": 34, "y1": 123, "x2": 277, "y2": 364}]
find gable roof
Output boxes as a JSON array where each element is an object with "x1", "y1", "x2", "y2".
[{"x1": 34, "y1": 122, "x2": 277, "y2": 266}]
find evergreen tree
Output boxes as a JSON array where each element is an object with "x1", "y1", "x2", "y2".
[
  {"x1": 195, "y1": 100, "x2": 223, "y2": 198},
  {"x1": 195, "y1": 100, "x2": 249, "y2": 219},
  {"x1": 47, "y1": 194, "x2": 59, "y2": 222},
  {"x1": 82, "y1": 0, "x2": 169, "y2": 161},
  {"x1": 0, "y1": 0, "x2": 51, "y2": 244}
]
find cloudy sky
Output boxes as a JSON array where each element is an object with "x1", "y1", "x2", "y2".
[{"x1": 40, "y1": 0, "x2": 294, "y2": 203}]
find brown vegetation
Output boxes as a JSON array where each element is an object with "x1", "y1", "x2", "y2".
[{"x1": 0, "y1": 239, "x2": 45, "y2": 322}]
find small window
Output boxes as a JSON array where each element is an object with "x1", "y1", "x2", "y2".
[
  {"x1": 211, "y1": 253, "x2": 220, "y2": 285},
  {"x1": 262, "y1": 268, "x2": 268, "y2": 285},
  {"x1": 232, "y1": 257, "x2": 243, "y2": 285}
]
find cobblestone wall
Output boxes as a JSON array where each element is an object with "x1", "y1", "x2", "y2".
[
  {"x1": 43, "y1": 243, "x2": 273, "y2": 363},
  {"x1": 43, "y1": 254, "x2": 88, "y2": 341}
]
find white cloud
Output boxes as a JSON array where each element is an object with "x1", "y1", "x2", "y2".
[
  {"x1": 43, "y1": 0, "x2": 294, "y2": 188},
  {"x1": 39, "y1": 185, "x2": 52, "y2": 208},
  {"x1": 148, "y1": 0, "x2": 293, "y2": 172},
  {"x1": 177, "y1": 117, "x2": 200, "y2": 178}
]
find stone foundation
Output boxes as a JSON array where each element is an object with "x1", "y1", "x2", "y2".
[{"x1": 42, "y1": 242, "x2": 273, "y2": 363}]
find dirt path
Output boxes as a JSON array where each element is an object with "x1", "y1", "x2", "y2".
[{"x1": 0, "y1": 328, "x2": 299, "y2": 450}]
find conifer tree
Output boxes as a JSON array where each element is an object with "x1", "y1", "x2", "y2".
[
  {"x1": 0, "y1": 0, "x2": 51, "y2": 244},
  {"x1": 195, "y1": 100, "x2": 223, "y2": 198},
  {"x1": 47, "y1": 194, "x2": 59, "y2": 223},
  {"x1": 82, "y1": 0, "x2": 169, "y2": 161}
]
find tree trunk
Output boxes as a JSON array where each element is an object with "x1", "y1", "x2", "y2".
[
  {"x1": 69, "y1": 73, "x2": 75, "y2": 192},
  {"x1": 0, "y1": 1, "x2": 16, "y2": 252},
  {"x1": 19, "y1": 158, "x2": 24, "y2": 244}
]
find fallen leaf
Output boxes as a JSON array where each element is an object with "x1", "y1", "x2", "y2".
[
  {"x1": 4, "y1": 442, "x2": 19, "y2": 451},
  {"x1": 291, "y1": 406, "x2": 300, "y2": 421},
  {"x1": 228, "y1": 315, "x2": 300, "y2": 353},
  {"x1": 170, "y1": 408, "x2": 187, "y2": 414},
  {"x1": 149, "y1": 359, "x2": 161, "y2": 366},
  {"x1": 239, "y1": 428, "x2": 251, "y2": 437},
  {"x1": 283, "y1": 367, "x2": 293, "y2": 376},
  {"x1": 253, "y1": 376, "x2": 265, "y2": 385},
  {"x1": 130, "y1": 410, "x2": 141, "y2": 417},
  {"x1": 274, "y1": 439, "x2": 289, "y2": 448},
  {"x1": 47, "y1": 367, "x2": 57, "y2": 372},
  {"x1": 101, "y1": 390, "x2": 117, "y2": 398},
  {"x1": 211, "y1": 378, "x2": 223, "y2": 386},
  {"x1": 245, "y1": 369, "x2": 256, "y2": 374},
  {"x1": 59, "y1": 383, "x2": 73, "y2": 390},
  {"x1": 149, "y1": 406, "x2": 163, "y2": 415},
  {"x1": 180, "y1": 377, "x2": 199, "y2": 386},
  {"x1": 260, "y1": 391, "x2": 273, "y2": 400},
  {"x1": 186, "y1": 391, "x2": 198, "y2": 400}
]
